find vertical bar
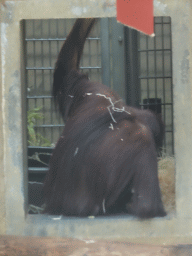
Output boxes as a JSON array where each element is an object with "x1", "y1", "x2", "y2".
[
  {"x1": 33, "y1": 20, "x2": 37, "y2": 103},
  {"x1": 162, "y1": 17, "x2": 166, "y2": 151},
  {"x1": 110, "y1": 18, "x2": 126, "y2": 100},
  {"x1": 81, "y1": 20, "x2": 84, "y2": 69},
  {"x1": 124, "y1": 27, "x2": 140, "y2": 107},
  {"x1": 58, "y1": 20, "x2": 62, "y2": 136},
  {"x1": 89, "y1": 33, "x2": 91, "y2": 79},
  {"x1": 100, "y1": 18, "x2": 110, "y2": 87},
  {"x1": 154, "y1": 19, "x2": 158, "y2": 117},
  {"x1": 52, "y1": 19, "x2": 59, "y2": 144},
  {"x1": 154, "y1": 18, "x2": 157, "y2": 100},
  {"x1": 146, "y1": 35, "x2": 149, "y2": 101},
  {"x1": 33, "y1": 19, "x2": 37, "y2": 144},
  {"x1": 25, "y1": 21, "x2": 29, "y2": 115},
  {"x1": 21, "y1": 20, "x2": 29, "y2": 211},
  {"x1": 61, "y1": 19, "x2": 67, "y2": 131},
  {"x1": 48, "y1": 20, "x2": 52, "y2": 142},
  {"x1": 169, "y1": 17, "x2": 174, "y2": 155},
  {"x1": 41, "y1": 20, "x2": 45, "y2": 141},
  {"x1": 97, "y1": 21, "x2": 100, "y2": 82},
  {"x1": 137, "y1": 28, "x2": 141, "y2": 107}
]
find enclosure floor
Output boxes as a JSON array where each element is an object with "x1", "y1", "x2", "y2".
[{"x1": 0, "y1": 235, "x2": 192, "y2": 255}]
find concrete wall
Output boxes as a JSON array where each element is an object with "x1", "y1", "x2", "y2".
[
  {"x1": 0, "y1": 2, "x2": 6, "y2": 235},
  {"x1": 0, "y1": 0, "x2": 192, "y2": 243}
]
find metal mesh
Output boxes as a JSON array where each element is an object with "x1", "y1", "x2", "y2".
[
  {"x1": 25, "y1": 17, "x2": 173, "y2": 154},
  {"x1": 138, "y1": 17, "x2": 173, "y2": 155},
  {"x1": 25, "y1": 19, "x2": 101, "y2": 147}
]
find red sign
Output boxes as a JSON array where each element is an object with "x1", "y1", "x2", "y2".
[{"x1": 117, "y1": 0, "x2": 154, "y2": 36}]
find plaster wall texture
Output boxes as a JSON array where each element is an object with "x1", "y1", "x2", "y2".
[{"x1": 0, "y1": 0, "x2": 192, "y2": 243}]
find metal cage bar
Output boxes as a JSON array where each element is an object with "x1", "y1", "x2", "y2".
[
  {"x1": 138, "y1": 17, "x2": 173, "y2": 155},
  {"x1": 25, "y1": 17, "x2": 173, "y2": 161},
  {"x1": 25, "y1": 19, "x2": 101, "y2": 148}
]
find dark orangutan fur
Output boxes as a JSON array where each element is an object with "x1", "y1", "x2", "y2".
[{"x1": 43, "y1": 18, "x2": 166, "y2": 218}]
